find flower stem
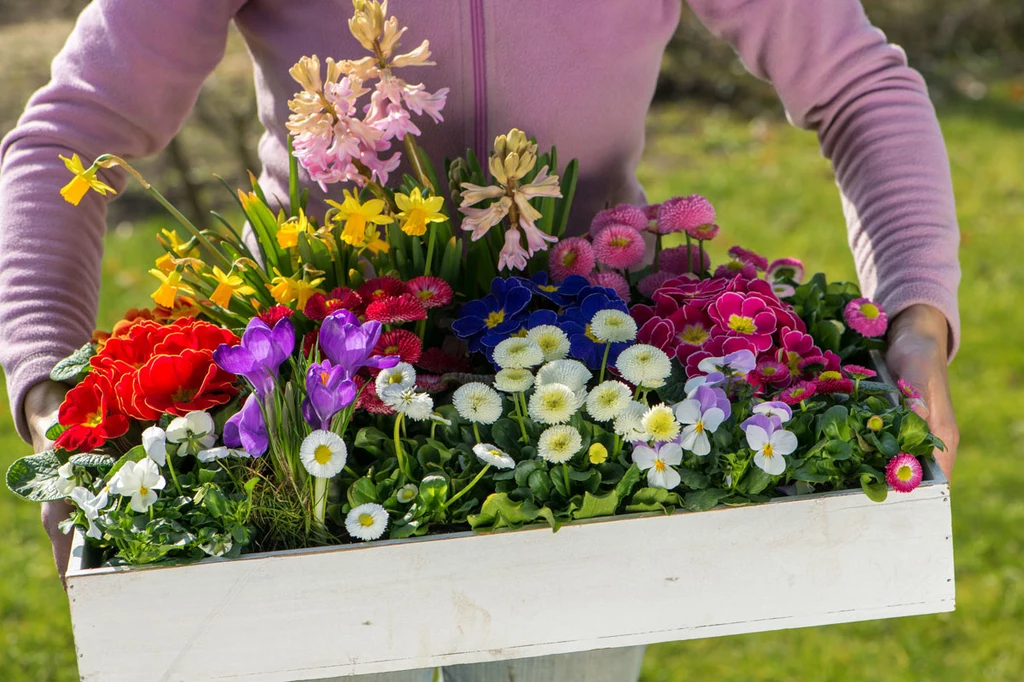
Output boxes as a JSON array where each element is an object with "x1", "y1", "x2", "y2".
[
  {"x1": 599, "y1": 342, "x2": 612, "y2": 383},
  {"x1": 612, "y1": 433, "x2": 622, "y2": 458},
  {"x1": 654, "y1": 233, "x2": 663, "y2": 271},
  {"x1": 514, "y1": 393, "x2": 530, "y2": 443},
  {"x1": 312, "y1": 476, "x2": 328, "y2": 526},
  {"x1": 423, "y1": 221, "x2": 437, "y2": 276},
  {"x1": 403, "y1": 135, "x2": 435, "y2": 193},
  {"x1": 415, "y1": 317, "x2": 428, "y2": 343},
  {"x1": 442, "y1": 464, "x2": 490, "y2": 511},
  {"x1": 685, "y1": 234, "x2": 693, "y2": 273},
  {"x1": 165, "y1": 454, "x2": 183, "y2": 496},
  {"x1": 393, "y1": 413, "x2": 410, "y2": 477},
  {"x1": 698, "y1": 239, "x2": 706, "y2": 278},
  {"x1": 472, "y1": 422, "x2": 482, "y2": 444},
  {"x1": 562, "y1": 462, "x2": 571, "y2": 498}
]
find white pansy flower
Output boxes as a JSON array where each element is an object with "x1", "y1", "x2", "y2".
[
  {"x1": 586, "y1": 381, "x2": 632, "y2": 421},
  {"x1": 56, "y1": 462, "x2": 77, "y2": 497},
  {"x1": 674, "y1": 400, "x2": 726, "y2": 457},
  {"x1": 632, "y1": 443, "x2": 683, "y2": 490},
  {"x1": 746, "y1": 426, "x2": 798, "y2": 476},
  {"x1": 527, "y1": 325, "x2": 571, "y2": 361},
  {"x1": 616, "y1": 344, "x2": 672, "y2": 389},
  {"x1": 589, "y1": 309, "x2": 638, "y2": 343},
  {"x1": 346, "y1": 502, "x2": 389, "y2": 541},
  {"x1": 299, "y1": 430, "x2": 348, "y2": 478},
  {"x1": 452, "y1": 382, "x2": 503, "y2": 424},
  {"x1": 494, "y1": 368, "x2": 534, "y2": 393},
  {"x1": 165, "y1": 411, "x2": 216, "y2": 456},
  {"x1": 69, "y1": 486, "x2": 109, "y2": 539},
  {"x1": 196, "y1": 446, "x2": 250, "y2": 463},
  {"x1": 613, "y1": 401, "x2": 650, "y2": 441},
  {"x1": 528, "y1": 383, "x2": 583, "y2": 424},
  {"x1": 492, "y1": 337, "x2": 544, "y2": 370},
  {"x1": 428, "y1": 413, "x2": 452, "y2": 427},
  {"x1": 472, "y1": 443, "x2": 516, "y2": 469},
  {"x1": 537, "y1": 425, "x2": 583, "y2": 464},
  {"x1": 396, "y1": 484, "x2": 419, "y2": 504},
  {"x1": 141, "y1": 426, "x2": 168, "y2": 465},
  {"x1": 108, "y1": 459, "x2": 166, "y2": 513},
  {"x1": 375, "y1": 362, "x2": 417, "y2": 398},
  {"x1": 536, "y1": 359, "x2": 592, "y2": 393}
]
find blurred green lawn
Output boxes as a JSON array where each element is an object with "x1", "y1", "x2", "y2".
[{"x1": 2, "y1": 95, "x2": 1022, "y2": 681}]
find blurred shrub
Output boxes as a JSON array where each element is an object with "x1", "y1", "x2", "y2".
[{"x1": 659, "y1": 0, "x2": 1024, "y2": 113}]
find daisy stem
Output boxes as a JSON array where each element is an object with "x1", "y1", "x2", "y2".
[
  {"x1": 612, "y1": 433, "x2": 622, "y2": 458},
  {"x1": 599, "y1": 342, "x2": 612, "y2": 383},
  {"x1": 472, "y1": 422, "x2": 482, "y2": 444},
  {"x1": 312, "y1": 476, "x2": 328, "y2": 526},
  {"x1": 514, "y1": 392, "x2": 530, "y2": 443},
  {"x1": 698, "y1": 239, "x2": 706, "y2": 279},
  {"x1": 394, "y1": 413, "x2": 410, "y2": 478},
  {"x1": 562, "y1": 462, "x2": 571, "y2": 497},
  {"x1": 344, "y1": 465, "x2": 359, "y2": 478},
  {"x1": 415, "y1": 317, "x2": 428, "y2": 343},
  {"x1": 654, "y1": 233, "x2": 663, "y2": 271},
  {"x1": 685, "y1": 234, "x2": 693, "y2": 273},
  {"x1": 165, "y1": 454, "x2": 183, "y2": 496},
  {"x1": 442, "y1": 463, "x2": 491, "y2": 512}
]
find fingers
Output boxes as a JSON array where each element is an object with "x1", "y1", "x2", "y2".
[{"x1": 42, "y1": 500, "x2": 75, "y2": 589}]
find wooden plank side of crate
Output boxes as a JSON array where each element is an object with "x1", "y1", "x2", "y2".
[{"x1": 66, "y1": 479, "x2": 953, "y2": 682}]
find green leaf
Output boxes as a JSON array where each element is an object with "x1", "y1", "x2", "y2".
[
  {"x1": 492, "y1": 419, "x2": 523, "y2": 455},
  {"x1": 818, "y1": 405, "x2": 851, "y2": 441},
  {"x1": 45, "y1": 421, "x2": 68, "y2": 441},
  {"x1": 654, "y1": 361, "x2": 690, "y2": 404},
  {"x1": 824, "y1": 439, "x2": 853, "y2": 461},
  {"x1": 625, "y1": 487, "x2": 683, "y2": 513},
  {"x1": 49, "y1": 343, "x2": 95, "y2": 383},
  {"x1": 354, "y1": 427, "x2": 390, "y2": 457},
  {"x1": 6, "y1": 450, "x2": 65, "y2": 502},
  {"x1": 683, "y1": 488, "x2": 729, "y2": 512},
  {"x1": 898, "y1": 410, "x2": 930, "y2": 450},
  {"x1": 287, "y1": 135, "x2": 301, "y2": 216},
  {"x1": 737, "y1": 466, "x2": 774, "y2": 495},
  {"x1": 105, "y1": 445, "x2": 146, "y2": 483},
  {"x1": 860, "y1": 475, "x2": 889, "y2": 503},
  {"x1": 68, "y1": 453, "x2": 116, "y2": 469},
  {"x1": 467, "y1": 492, "x2": 557, "y2": 531},
  {"x1": 347, "y1": 477, "x2": 378, "y2": 507},
  {"x1": 677, "y1": 467, "x2": 710, "y2": 490},
  {"x1": 552, "y1": 159, "x2": 578, "y2": 238},
  {"x1": 527, "y1": 469, "x2": 552, "y2": 500},
  {"x1": 418, "y1": 474, "x2": 449, "y2": 510},
  {"x1": 572, "y1": 489, "x2": 620, "y2": 520}
]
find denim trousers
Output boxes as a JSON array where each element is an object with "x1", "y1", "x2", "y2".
[{"x1": 319, "y1": 646, "x2": 646, "y2": 682}]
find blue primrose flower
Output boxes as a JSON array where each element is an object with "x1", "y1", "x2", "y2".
[
  {"x1": 515, "y1": 273, "x2": 590, "y2": 307},
  {"x1": 559, "y1": 289, "x2": 631, "y2": 369},
  {"x1": 452, "y1": 278, "x2": 533, "y2": 353}
]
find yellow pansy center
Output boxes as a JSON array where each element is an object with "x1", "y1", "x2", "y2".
[
  {"x1": 679, "y1": 324, "x2": 709, "y2": 346},
  {"x1": 654, "y1": 459, "x2": 667, "y2": 472},
  {"x1": 694, "y1": 420, "x2": 705, "y2": 434},
  {"x1": 139, "y1": 485, "x2": 149, "y2": 495},
  {"x1": 860, "y1": 303, "x2": 880, "y2": 319},
  {"x1": 763, "y1": 443, "x2": 775, "y2": 458},
  {"x1": 314, "y1": 444, "x2": 333, "y2": 465},
  {"x1": 485, "y1": 310, "x2": 505, "y2": 328},
  {"x1": 728, "y1": 314, "x2": 757, "y2": 335}
]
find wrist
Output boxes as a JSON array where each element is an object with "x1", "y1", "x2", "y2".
[
  {"x1": 888, "y1": 304, "x2": 949, "y2": 360},
  {"x1": 24, "y1": 380, "x2": 69, "y2": 452}
]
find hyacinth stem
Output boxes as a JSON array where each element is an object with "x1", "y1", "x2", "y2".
[
  {"x1": 599, "y1": 342, "x2": 613, "y2": 383},
  {"x1": 404, "y1": 135, "x2": 435, "y2": 193},
  {"x1": 94, "y1": 155, "x2": 232, "y2": 271},
  {"x1": 443, "y1": 463, "x2": 490, "y2": 512},
  {"x1": 393, "y1": 413, "x2": 410, "y2": 477}
]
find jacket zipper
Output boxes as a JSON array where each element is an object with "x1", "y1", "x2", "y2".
[{"x1": 469, "y1": 0, "x2": 488, "y2": 163}]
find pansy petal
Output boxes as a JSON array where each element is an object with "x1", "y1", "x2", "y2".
[
  {"x1": 631, "y1": 445, "x2": 658, "y2": 470},
  {"x1": 659, "y1": 442, "x2": 684, "y2": 466},
  {"x1": 673, "y1": 399, "x2": 702, "y2": 425},
  {"x1": 770, "y1": 429, "x2": 799, "y2": 456},
  {"x1": 701, "y1": 407, "x2": 726, "y2": 433},
  {"x1": 745, "y1": 424, "x2": 769, "y2": 450}
]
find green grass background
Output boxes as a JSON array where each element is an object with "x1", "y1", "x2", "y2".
[{"x1": 2, "y1": 96, "x2": 1022, "y2": 681}]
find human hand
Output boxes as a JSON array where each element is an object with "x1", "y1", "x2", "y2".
[
  {"x1": 884, "y1": 304, "x2": 959, "y2": 483},
  {"x1": 25, "y1": 380, "x2": 74, "y2": 586}
]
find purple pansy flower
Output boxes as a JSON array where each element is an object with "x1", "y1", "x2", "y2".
[
  {"x1": 223, "y1": 394, "x2": 269, "y2": 457},
  {"x1": 302, "y1": 360, "x2": 358, "y2": 431},
  {"x1": 319, "y1": 310, "x2": 399, "y2": 377},
  {"x1": 673, "y1": 385, "x2": 727, "y2": 456},
  {"x1": 214, "y1": 317, "x2": 295, "y2": 398}
]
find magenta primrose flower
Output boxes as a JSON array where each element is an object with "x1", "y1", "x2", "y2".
[
  {"x1": 655, "y1": 195, "x2": 716, "y2": 236},
  {"x1": 844, "y1": 297, "x2": 888, "y2": 337},
  {"x1": 708, "y1": 292, "x2": 778, "y2": 351},
  {"x1": 886, "y1": 453, "x2": 924, "y2": 493}
]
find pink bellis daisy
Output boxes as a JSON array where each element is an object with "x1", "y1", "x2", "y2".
[
  {"x1": 844, "y1": 297, "x2": 888, "y2": 337},
  {"x1": 656, "y1": 195, "x2": 716, "y2": 236},
  {"x1": 766, "y1": 257, "x2": 805, "y2": 283},
  {"x1": 843, "y1": 365, "x2": 877, "y2": 380},
  {"x1": 593, "y1": 225, "x2": 647, "y2": 270},
  {"x1": 364, "y1": 294, "x2": 428, "y2": 324},
  {"x1": 589, "y1": 204, "x2": 649, "y2": 237},
  {"x1": 589, "y1": 271, "x2": 631, "y2": 300},
  {"x1": 779, "y1": 381, "x2": 817, "y2": 405},
  {"x1": 897, "y1": 379, "x2": 922, "y2": 401},
  {"x1": 549, "y1": 237, "x2": 596, "y2": 281},
  {"x1": 885, "y1": 453, "x2": 924, "y2": 493},
  {"x1": 660, "y1": 245, "x2": 711, "y2": 275},
  {"x1": 407, "y1": 276, "x2": 453, "y2": 308},
  {"x1": 727, "y1": 245, "x2": 769, "y2": 271},
  {"x1": 815, "y1": 370, "x2": 854, "y2": 395},
  {"x1": 714, "y1": 260, "x2": 758, "y2": 280}
]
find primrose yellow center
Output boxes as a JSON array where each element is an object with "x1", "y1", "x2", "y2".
[
  {"x1": 561, "y1": 251, "x2": 577, "y2": 267},
  {"x1": 860, "y1": 303, "x2": 880, "y2": 319},
  {"x1": 679, "y1": 324, "x2": 709, "y2": 346},
  {"x1": 897, "y1": 465, "x2": 914, "y2": 482},
  {"x1": 763, "y1": 443, "x2": 774, "y2": 458},
  {"x1": 610, "y1": 236, "x2": 632, "y2": 248},
  {"x1": 539, "y1": 284, "x2": 559, "y2": 292},
  {"x1": 728, "y1": 314, "x2": 757, "y2": 335},
  {"x1": 314, "y1": 444, "x2": 333, "y2": 465},
  {"x1": 654, "y1": 460, "x2": 666, "y2": 472},
  {"x1": 584, "y1": 324, "x2": 601, "y2": 343},
  {"x1": 820, "y1": 370, "x2": 843, "y2": 381},
  {"x1": 84, "y1": 411, "x2": 104, "y2": 428},
  {"x1": 485, "y1": 310, "x2": 505, "y2": 328},
  {"x1": 359, "y1": 513, "x2": 375, "y2": 527}
]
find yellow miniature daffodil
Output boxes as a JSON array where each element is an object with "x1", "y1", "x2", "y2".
[
  {"x1": 207, "y1": 266, "x2": 256, "y2": 309},
  {"x1": 154, "y1": 253, "x2": 176, "y2": 275},
  {"x1": 294, "y1": 277, "x2": 325, "y2": 309},
  {"x1": 59, "y1": 154, "x2": 117, "y2": 206},
  {"x1": 328, "y1": 190, "x2": 394, "y2": 247},
  {"x1": 159, "y1": 229, "x2": 199, "y2": 259},
  {"x1": 267, "y1": 269, "x2": 299, "y2": 305},
  {"x1": 277, "y1": 208, "x2": 314, "y2": 249},
  {"x1": 394, "y1": 188, "x2": 446, "y2": 237},
  {"x1": 149, "y1": 268, "x2": 195, "y2": 309}
]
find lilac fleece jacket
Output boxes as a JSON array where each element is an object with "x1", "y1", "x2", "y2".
[{"x1": 0, "y1": 0, "x2": 960, "y2": 441}]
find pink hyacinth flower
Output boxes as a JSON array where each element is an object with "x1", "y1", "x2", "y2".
[
  {"x1": 588, "y1": 271, "x2": 630, "y2": 300},
  {"x1": 885, "y1": 453, "x2": 924, "y2": 493},
  {"x1": 766, "y1": 257, "x2": 805, "y2": 284},
  {"x1": 589, "y1": 204, "x2": 649, "y2": 237},
  {"x1": 593, "y1": 225, "x2": 647, "y2": 270},
  {"x1": 549, "y1": 237, "x2": 596, "y2": 282},
  {"x1": 656, "y1": 195, "x2": 716, "y2": 236},
  {"x1": 844, "y1": 297, "x2": 888, "y2": 337},
  {"x1": 498, "y1": 227, "x2": 530, "y2": 272}
]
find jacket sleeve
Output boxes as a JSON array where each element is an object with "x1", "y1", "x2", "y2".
[
  {"x1": 0, "y1": 0, "x2": 247, "y2": 441},
  {"x1": 686, "y1": 0, "x2": 961, "y2": 358}
]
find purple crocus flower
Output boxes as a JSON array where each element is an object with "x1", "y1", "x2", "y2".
[
  {"x1": 302, "y1": 360, "x2": 358, "y2": 431},
  {"x1": 318, "y1": 310, "x2": 399, "y2": 377},
  {"x1": 223, "y1": 394, "x2": 269, "y2": 457},
  {"x1": 214, "y1": 317, "x2": 295, "y2": 397}
]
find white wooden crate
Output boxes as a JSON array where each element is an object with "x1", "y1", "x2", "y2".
[{"x1": 65, "y1": 460, "x2": 954, "y2": 682}]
